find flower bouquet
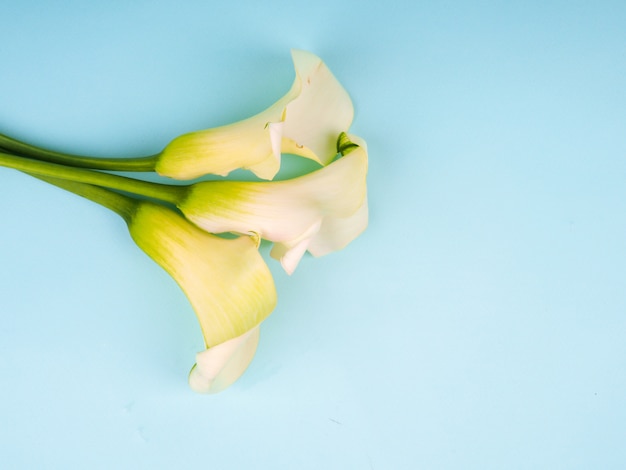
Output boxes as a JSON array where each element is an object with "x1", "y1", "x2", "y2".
[{"x1": 0, "y1": 50, "x2": 368, "y2": 393}]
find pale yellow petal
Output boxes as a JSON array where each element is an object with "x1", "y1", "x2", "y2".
[
  {"x1": 180, "y1": 146, "x2": 366, "y2": 242},
  {"x1": 155, "y1": 50, "x2": 353, "y2": 180},
  {"x1": 307, "y1": 196, "x2": 369, "y2": 257},
  {"x1": 282, "y1": 49, "x2": 354, "y2": 165},
  {"x1": 155, "y1": 108, "x2": 286, "y2": 180},
  {"x1": 128, "y1": 202, "x2": 277, "y2": 348},
  {"x1": 178, "y1": 135, "x2": 368, "y2": 273},
  {"x1": 188, "y1": 326, "x2": 260, "y2": 394},
  {"x1": 270, "y1": 219, "x2": 322, "y2": 275}
]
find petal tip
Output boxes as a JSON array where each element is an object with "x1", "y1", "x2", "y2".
[{"x1": 188, "y1": 326, "x2": 261, "y2": 394}]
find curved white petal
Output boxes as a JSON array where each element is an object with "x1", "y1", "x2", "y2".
[
  {"x1": 281, "y1": 50, "x2": 354, "y2": 165},
  {"x1": 178, "y1": 135, "x2": 368, "y2": 273},
  {"x1": 155, "y1": 50, "x2": 353, "y2": 180},
  {"x1": 307, "y1": 196, "x2": 369, "y2": 257},
  {"x1": 270, "y1": 219, "x2": 322, "y2": 275},
  {"x1": 188, "y1": 326, "x2": 260, "y2": 394},
  {"x1": 128, "y1": 202, "x2": 277, "y2": 349}
]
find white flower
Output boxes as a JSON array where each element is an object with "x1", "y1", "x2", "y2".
[
  {"x1": 128, "y1": 201, "x2": 277, "y2": 392},
  {"x1": 155, "y1": 50, "x2": 353, "y2": 180},
  {"x1": 188, "y1": 326, "x2": 260, "y2": 394},
  {"x1": 177, "y1": 134, "x2": 368, "y2": 274}
]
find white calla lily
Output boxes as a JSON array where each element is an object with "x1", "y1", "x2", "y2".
[
  {"x1": 177, "y1": 134, "x2": 368, "y2": 274},
  {"x1": 155, "y1": 49, "x2": 353, "y2": 180},
  {"x1": 13, "y1": 171, "x2": 279, "y2": 394},
  {"x1": 128, "y1": 202, "x2": 276, "y2": 348},
  {"x1": 127, "y1": 202, "x2": 277, "y2": 392},
  {"x1": 188, "y1": 326, "x2": 260, "y2": 394}
]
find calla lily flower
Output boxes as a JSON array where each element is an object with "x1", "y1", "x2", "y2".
[
  {"x1": 15, "y1": 173, "x2": 278, "y2": 393},
  {"x1": 127, "y1": 202, "x2": 277, "y2": 392},
  {"x1": 155, "y1": 49, "x2": 354, "y2": 180},
  {"x1": 188, "y1": 325, "x2": 261, "y2": 394},
  {"x1": 177, "y1": 134, "x2": 368, "y2": 274}
]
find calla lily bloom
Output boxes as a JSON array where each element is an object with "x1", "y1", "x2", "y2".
[
  {"x1": 155, "y1": 49, "x2": 354, "y2": 180},
  {"x1": 13, "y1": 174, "x2": 278, "y2": 393},
  {"x1": 188, "y1": 325, "x2": 261, "y2": 393},
  {"x1": 177, "y1": 134, "x2": 368, "y2": 274},
  {"x1": 127, "y1": 202, "x2": 277, "y2": 392}
]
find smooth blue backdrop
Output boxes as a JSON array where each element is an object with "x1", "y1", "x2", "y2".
[{"x1": 1, "y1": 1, "x2": 625, "y2": 468}]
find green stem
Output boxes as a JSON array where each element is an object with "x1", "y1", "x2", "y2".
[
  {"x1": 0, "y1": 132, "x2": 159, "y2": 171},
  {"x1": 31, "y1": 175, "x2": 139, "y2": 223},
  {"x1": 0, "y1": 151, "x2": 186, "y2": 206}
]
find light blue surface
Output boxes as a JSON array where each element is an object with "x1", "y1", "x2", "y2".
[{"x1": 1, "y1": 1, "x2": 625, "y2": 468}]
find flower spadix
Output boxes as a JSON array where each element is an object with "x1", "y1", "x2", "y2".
[
  {"x1": 127, "y1": 202, "x2": 277, "y2": 392},
  {"x1": 155, "y1": 49, "x2": 353, "y2": 180},
  {"x1": 177, "y1": 133, "x2": 368, "y2": 274}
]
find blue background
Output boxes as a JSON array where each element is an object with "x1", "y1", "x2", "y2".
[{"x1": 1, "y1": 1, "x2": 625, "y2": 468}]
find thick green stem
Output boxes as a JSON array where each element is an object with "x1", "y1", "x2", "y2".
[
  {"x1": 32, "y1": 175, "x2": 139, "y2": 223},
  {"x1": 0, "y1": 132, "x2": 159, "y2": 171},
  {"x1": 0, "y1": 151, "x2": 186, "y2": 206}
]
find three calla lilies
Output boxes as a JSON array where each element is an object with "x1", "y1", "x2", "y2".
[{"x1": 0, "y1": 50, "x2": 368, "y2": 393}]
